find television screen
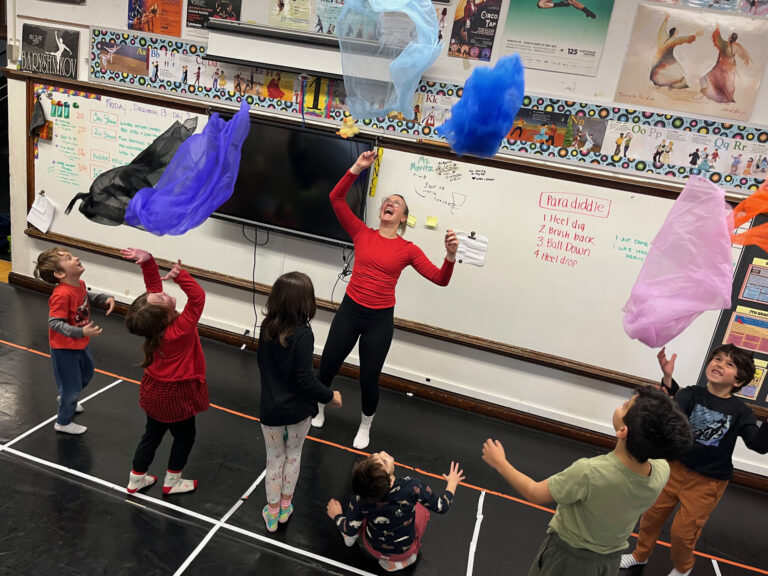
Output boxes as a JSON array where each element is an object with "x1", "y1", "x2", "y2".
[{"x1": 213, "y1": 117, "x2": 374, "y2": 247}]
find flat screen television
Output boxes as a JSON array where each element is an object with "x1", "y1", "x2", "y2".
[{"x1": 213, "y1": 117, "x2": 374, "y2": 247}]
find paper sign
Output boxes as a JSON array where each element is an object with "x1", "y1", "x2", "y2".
[{"x1": 27, "y1": 194, "x2": 54, "y2": 233}]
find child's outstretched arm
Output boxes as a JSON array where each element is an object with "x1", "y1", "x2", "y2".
[
  {"x1": 327, "y1": 497, "x2": 364, "y2": 545},
  {"x1": 120, "y1": 247, "x2": 162, "y2": 293},
  {"x1": 415, "y1": 461, "x2": 465, "y2": 513},
  {"x1": 165, "y1": 260, "x2": 205, "y2": 330},
  {"x1": 482, "y1": 439, "x2": 553, "y2": 505},
  {"x1": 657, "y1": 347, "x2": 679, "y2": 396}
]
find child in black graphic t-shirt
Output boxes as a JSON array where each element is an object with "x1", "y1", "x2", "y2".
[{"x1": 621, "y1": 344, "x2": 768, "y2": 576}]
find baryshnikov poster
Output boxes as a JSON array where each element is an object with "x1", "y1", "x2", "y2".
[
  {"x1": 615, "y1": 4, "x2": 768, "y2": 121},
  {"x1": 501, "y1": 0, "x2": 615, "y2": 76},
  {"x1": 20, "y1": 24, "x2": 79, "y2": 80}
]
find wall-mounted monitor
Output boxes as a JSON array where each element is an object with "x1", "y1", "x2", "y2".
[{"x1": 213, "y1": 117, "x2": 374, "y2": 247}]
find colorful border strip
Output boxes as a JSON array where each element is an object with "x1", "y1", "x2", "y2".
[{"x1": 88, "y1": 28, "x2": 768, "y2": 193}]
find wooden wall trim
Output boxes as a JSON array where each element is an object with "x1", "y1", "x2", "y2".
[{"x1": 9, "y1": 269, "x2": 768, "y2": 492}]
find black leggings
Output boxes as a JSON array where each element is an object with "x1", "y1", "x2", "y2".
[
  {"x1": 132, "y1": 415, "x2": 196, "y2": 474},
  {"x1": 319, "y1": 295, "x2": 394, "y2": 416}
]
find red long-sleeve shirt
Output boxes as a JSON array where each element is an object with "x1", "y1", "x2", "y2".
[
  {"x1": 331, "y1": 171, "x2": 454, "y2": 309},
  {"x1": 139, "y1": 257, "x2": 206, "y2": 383}
]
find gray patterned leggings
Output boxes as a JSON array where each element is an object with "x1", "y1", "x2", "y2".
[{"x1": 261, "y1": 417, "x2": 312, "y2": 504}]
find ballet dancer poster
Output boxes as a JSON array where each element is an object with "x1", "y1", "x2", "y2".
[
  {"x1": 127, "y1": 0, "x2": 183, "y2": 38},
  {"x1": 501, "y1": 0, "x2": 616, "y2": 76},
  {"x1": 615, "y1": 3, "x2": 768, "y2": 121},
  {"x1": 20, "y1": 25, "x2": 79, "y2": 80}
]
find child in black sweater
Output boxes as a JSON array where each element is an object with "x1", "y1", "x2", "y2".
[{"x1": 258, "y1": 271, "x2": 342, "y2": 532}]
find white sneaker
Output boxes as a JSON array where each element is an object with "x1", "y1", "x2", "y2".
[
  {"x1": 667, "y1": 569, "x2": 692, "y2": 576},
  {"x1": 54, "y1": 422, "x2": 87, "y2": 435},
  {"x1": 57, "y1": 395, "x2": 84, "y2": 414},
  {"x1": 619, "y1": 553, "x2": 646, "y2": 569}
]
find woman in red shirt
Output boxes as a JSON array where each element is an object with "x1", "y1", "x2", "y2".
[
  {"x1": 312, "y1": 150, "x2": 459, "y2": 449},
  {"x1": 121, "y1": 248, "x2": 208, "y2": 496}
]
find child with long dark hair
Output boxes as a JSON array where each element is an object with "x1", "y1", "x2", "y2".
[
  {"x1": 121, "y1": 248, "x2": 209, "y2": 495},
  {"x1": 258, "y1": 271, "x2": 342, "y2": 532}
]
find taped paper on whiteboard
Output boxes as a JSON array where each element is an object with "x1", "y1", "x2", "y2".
[
  {"x1": 27, "y1": 192, "x2": 54, "y2": 233},
  {"x1": 456, "y1": 230, "x2": 488, "y2": 267}
]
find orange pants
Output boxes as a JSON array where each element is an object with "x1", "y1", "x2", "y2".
[{"x1": 633, "y1": 460, "x2": 728, "y2": 573}]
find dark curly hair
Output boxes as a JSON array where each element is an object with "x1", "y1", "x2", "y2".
[
  {"x1": 623, "y1": 386, "x2": 693, "y2": 463},
  {"x1": 707, "y1": 344, "x2": 755, "y2": 392},
  {"x1": 352, "y1": 457, "x2": 391, "y2": 503}
]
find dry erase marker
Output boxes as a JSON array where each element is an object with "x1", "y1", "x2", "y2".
[
  {"x1": 63, "y1": 102, "x2": 70, "y2": 118},
  {"x1": 50, "y1": 100, "x2": 58, "y2": 116}
]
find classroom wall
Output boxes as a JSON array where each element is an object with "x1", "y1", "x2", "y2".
[{"x1": 6, "y1": 0, "x2": 768, "y2": 476}]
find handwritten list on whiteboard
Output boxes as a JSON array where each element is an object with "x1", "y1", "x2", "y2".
[{"x1": 35, "y1": 85, "x2": 205, "y2": 196}]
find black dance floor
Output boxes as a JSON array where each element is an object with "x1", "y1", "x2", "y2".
[{"x1": 1, "y1": 282, "x2": 767, "y2": 575}]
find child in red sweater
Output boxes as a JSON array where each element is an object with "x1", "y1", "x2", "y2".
[
  {"x1": 121, "y1": 248, "x2": 208, "y2": 495},
  {"x1": 34, "y1": 247, "x2": 115, "y2": 435}
]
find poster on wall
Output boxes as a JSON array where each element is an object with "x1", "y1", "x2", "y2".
[
  {"x1": 650, "y1": 0, "x2": 768, "y2": 15},
  {"x1": 270, "y1": 0, "x2": 311, "y2": 30},
  {"x1": 615, "y1": 4, "x2": 768, "y2": 121},
  {"x1": 128, "y1": 0, "x2": 183, "y2": 37},
  {"x1": 505, "y1": 108, "x2": 570, "y2": 146},
  {"x1": 501, "y1": 0, "x2": 615, "y2": 76},
  {"x1": 447, "y1": 0, "x2": 502, "y2": 62},
  {"x1": 315, "y1": 0, "x2": 343, "y2": 34},
  {"x1": 186, "y1": 0, "x2": 242, "y2": 29},
  {"x1": 739, "y1": 0, "x2": 768, "y2": 14},
  {"x1": 20, "y1": 24, "x2": 79, "y2": 80},
  {"x1": 95, "y1": 40, "x2": 149, "y2": 76}
]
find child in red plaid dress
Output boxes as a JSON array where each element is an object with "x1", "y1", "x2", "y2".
[{"x1": 121, "y1": 248, "x2": 209, "y2": 495}]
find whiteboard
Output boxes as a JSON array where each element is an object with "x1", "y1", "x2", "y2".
[
  {"x1": 34, "y1": 88, "x2": 206, "y2": 196},
  {"x1": 368, "y1": 148, "x2": 723, "y2": 380},
  {"x1": 32, "y1": 86, "x2": 722, "y2": 384}
]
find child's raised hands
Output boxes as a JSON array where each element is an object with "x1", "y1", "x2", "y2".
[
  {"x1": 120, "y1": 247, "x2": 151, "y2": 264},
  {"x1": 161, "y1": 259, "x2": 183, "y2": 282},
  {"x1": 442, "y1": 461, "x2": 465, "y2": 492},
  {"x1": 657, "y1": 346, "x2": 677, "y2": 379}
]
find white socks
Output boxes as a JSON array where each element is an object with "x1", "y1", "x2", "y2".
[
  {"x1": 127, "y1": 471, "x2": 157, "y2": 494},
  {"x1": 311, "y1": 403, "x2": 325, "y2": 427},
  {"x1": 668, "y1": 569, "x2": 692, "y2": 576},
  {"x1": 163, "y1": 470, "x2": 197, "y2": 495},
  {"x1": 57, "y1": 395, "x2": 84, "y2": 413},
  {"x1": 353, "y1": 413, "x2": 375, "y2": 450},
  {"x1": 312, "y1": 405, "x2": 375, "y2": 449},
  {"x1": 619, "y1": 554, "x2": 646, "y2": 569},
  {"x1": 54, "y1": 422, "x2": 87, "y2": 434}
]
